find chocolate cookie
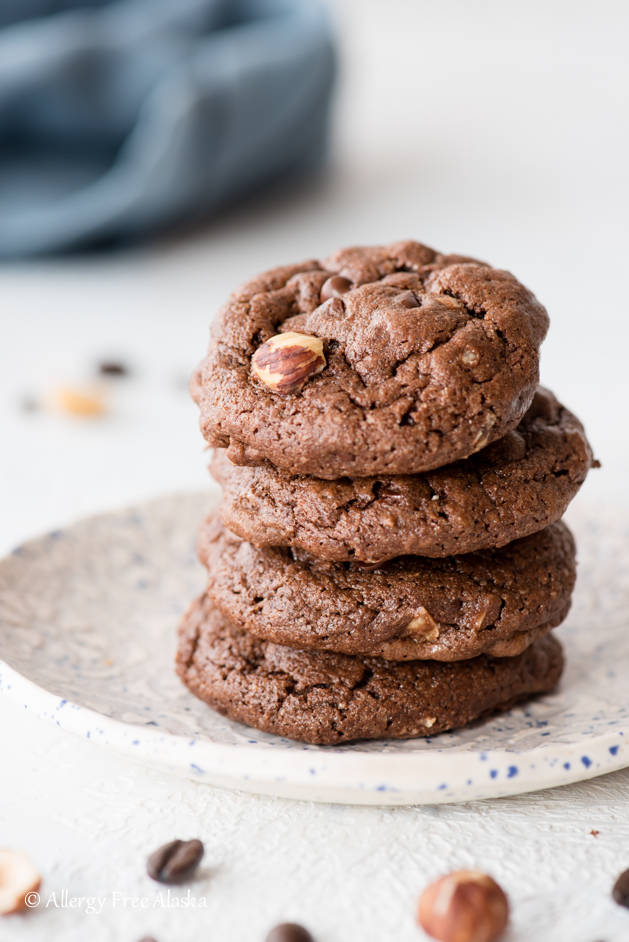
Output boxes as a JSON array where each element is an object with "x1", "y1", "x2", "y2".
[
  {"x1": 176, "y1": 596, "x2": 564, "y2": 745},
  {"x1": 212, "y1": 387, "x2": 595, "y2": 562},
  {"x1": 198, "y1": 516, "x2": 576, "y2": 661},
  {"x1": 192, "y1": 241, "x2": 549, "y2": 478}
]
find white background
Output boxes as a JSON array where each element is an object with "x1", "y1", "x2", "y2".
[{"x1": 1, "y1": 1, "x2": 629, "y2": 940}]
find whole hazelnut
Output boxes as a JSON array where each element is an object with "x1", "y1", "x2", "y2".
[
  {"x1": 0, "y1": 849, "x2": 41, "y2": 916},
  {"x1": 251, "y1": 332, "x2": 326, "y2": 395},
  {"x1": 265, "y1": 923, "x2": 314, "y2": 942},
  {"x1": 417, "y1": 870, "x2": 508, "y2": 942}
]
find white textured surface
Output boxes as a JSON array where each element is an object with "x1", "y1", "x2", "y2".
[
  {"x1": 2, "y1": 0, "x2": 629, "y2": 938},
  {"x1": 4, "y1": 701, "x2": 629, "y2": 942}
]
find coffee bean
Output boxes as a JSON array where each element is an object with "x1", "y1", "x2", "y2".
[
  {"x1": 320, "y1": 275, "x2": 352, "y2": 302},
  {"x1": 99, "y1": 360, "x2": 129, "y2": 377},
  {"x1": 146, "y1": 839, "x2": 204, "y2": 884},
  {"x1": 612, "y1": 867, "x2": 629, "y2": 907},
  {"x1": 265, "y1": 923, "x2": 314, "y2": 942}
]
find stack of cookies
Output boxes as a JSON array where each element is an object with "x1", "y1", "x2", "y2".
[{"x1": 177, "y1": 241, "x2": 596, "y2": 745}]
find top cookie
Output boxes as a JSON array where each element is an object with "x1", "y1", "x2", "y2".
[{"x1": 193, "y1": 241, "x2": 549, "y2": 478}]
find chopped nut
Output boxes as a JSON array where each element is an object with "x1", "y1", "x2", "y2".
[
  {"x1": 418, "y1": 870, "x2": 509, "y2": 942},
  {"x1": 52, "y1": 386, "x2": 105, "y2": 417},
  {"x1": 421, "y1": 717, "x2": 436, "y2": 728},
  {"x1": 472, "y1": 601, "x2": 494, "y2": 631},
  {"x1": 434, "y1": 295, "x2": 466, "y2": 310},
  {"x1": 461, "y1": 350, "x2": 479, "y2": 366},
  {"x1": 403, "y1": 607, "x2": 440, "y2": 641},
  {"x1": 0, "y1": 849, "x2": 41, "y2": 915},
  {"x1": 251, "y1": 332, "x2": 326, "y2": 396},
  {"x1": 470, "y1": 414, "x2": 497, "y2": 453}
]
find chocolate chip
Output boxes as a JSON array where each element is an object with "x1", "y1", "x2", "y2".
[
  {"x1": 320, "y1": 275, "x2": 352, "y2": 302},
  {"x1": 146, "y1": 839, "x2": 204, "y2": 884},
  {"x1": 375, "y1": 483, "x2": 405, "y2": 502},
  {"x1": 397, "y1": 290, "x2": 419, "y2": 308},
  {"x1": 98, "y1": 361, "x2": 129, "y2": 377},
  {"x1": 353, "y1": 559, "x2": 389, "y2": 572},
  {"x1": 612, "y1": 868, "x2": 629, "y2": 907},
  {"x1": 265, "y1": 924, "x2": 314, "y2": 942}
]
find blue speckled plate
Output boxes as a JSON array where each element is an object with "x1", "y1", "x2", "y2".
[{"x1": 0, "y1": 493, "x2": 627, "y2": 805}]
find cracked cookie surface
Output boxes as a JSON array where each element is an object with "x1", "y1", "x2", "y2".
[
  {"x1": 198, "y1": 516, "x2": 576, "y2": 661},
  {"x1": 192, "y1": 240, "x2": 549, "y2": 478},
  {"x1": 212, "y1": 387, "x2": 595, "y2": 562},
  {"x1": 176, "y1": 596, "x2": 564, "y2": 745}
]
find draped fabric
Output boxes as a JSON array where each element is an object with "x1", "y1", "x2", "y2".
[{"x1": 0, "y1": 0, "x2": 335, "y2": 256}]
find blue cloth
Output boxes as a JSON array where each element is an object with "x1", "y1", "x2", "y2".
[{"x1": 0, "y1": 0, "x2": 335, "y2": 256}]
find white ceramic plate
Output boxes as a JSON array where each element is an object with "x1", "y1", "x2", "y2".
[{"x1": 0, "y1": 493, "x2": 628, "y2": 805}]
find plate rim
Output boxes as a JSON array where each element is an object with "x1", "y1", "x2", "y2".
[
  {"x1": 1, "y1": 493, "x2": 629, "y2": 806},
  {"x1": 2, "y1": 657, "x2": 628, "y2": 806}
]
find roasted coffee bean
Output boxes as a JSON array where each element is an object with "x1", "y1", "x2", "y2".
[
  {"x1": 320, "y1": 275, "x2": 352, "y2": 302},
  {"x1": 612, "y1": 867, "x2": 629, "y2": 907},
  {"x1": 146, "y1": 839, "x2": 204, "y2": 884},
  {"x1": 99, "y1": 361, "x2": 129, "y2": 376},
  {"x1": 265, "y1": 923, "x2": 314, "y2": 942}
]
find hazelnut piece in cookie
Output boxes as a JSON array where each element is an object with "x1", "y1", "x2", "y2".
[{"x1": 251, "y1": 332, "x2": 326, "y2": 395}]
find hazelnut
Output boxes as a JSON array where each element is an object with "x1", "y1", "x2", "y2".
[
  {"x1": 51, "y1": 385, "x2": 105, "y2": 417},
  {"x1": 251, "y1": 332, "x2": 326, "y2": 395},
  {"x1": 461, "y1": 350, "x2": 479, "y2": 366},
  {"x1": 265, "y1": 924, "x2": 314, "y2": 942},
  {"x1": 0, "y1": 849, "x2": 41, "y2": 915},
  {"x1": 402, "y1": 607, "x2": 440, "y2": 641},
  {"x1": 434, "y1": 295, "x2": 466, "y2": 311},
  {"x1": 470, "y1": 414, "x2": 497, "y2": 454},
  {"x1": 612, "y1": 866, "x2": 629, "y2": 907},
  {"x1": 417, "y1": 870, "x2": 508, "y2": 942}
]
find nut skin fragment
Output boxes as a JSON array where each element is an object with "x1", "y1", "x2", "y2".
[
  {"x1": 0, "y1": 849, "x2": 41, "y2": 916},
  {"x1": 251, "y1": 332, "x2": 326, "y2": 395},
  {"x1": 418, "y1": 871, "x2": 509, "y2": 942}
]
